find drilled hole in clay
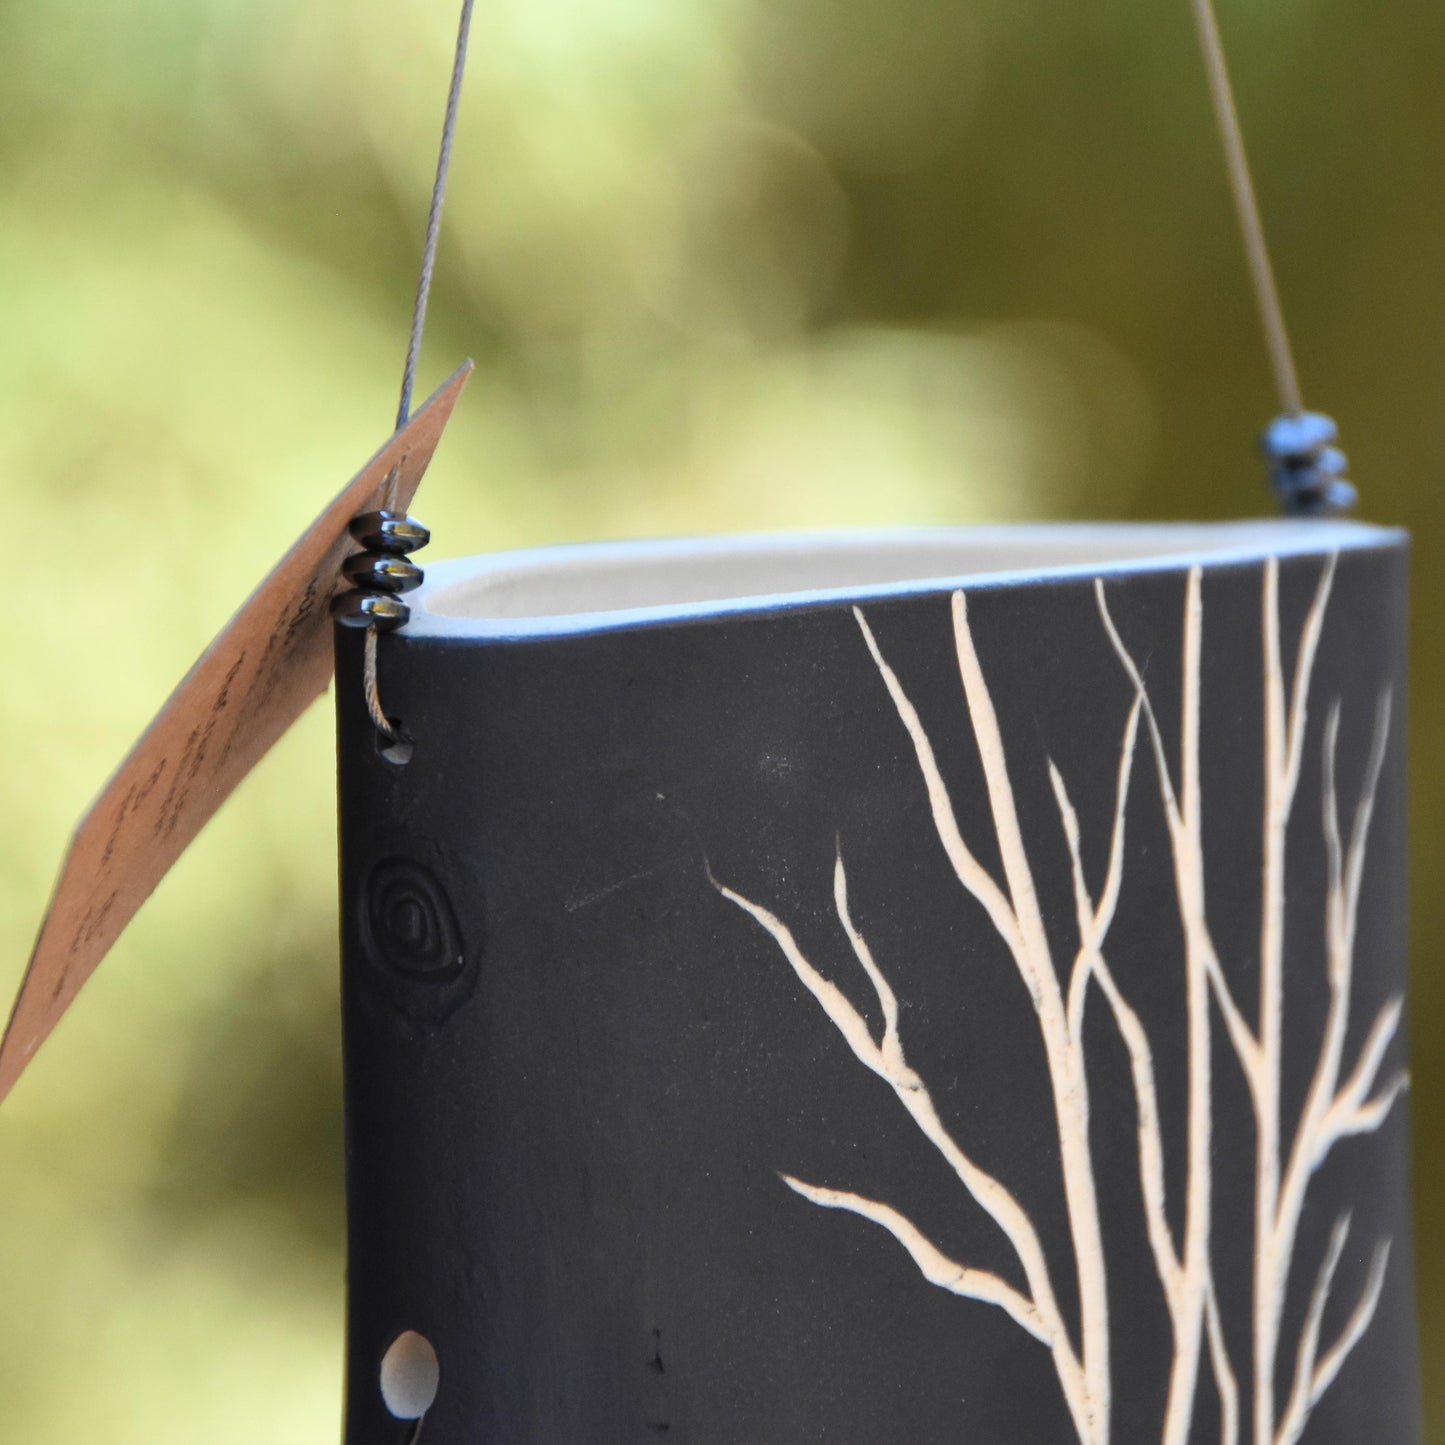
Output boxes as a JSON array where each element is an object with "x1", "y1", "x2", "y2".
[
  {"x1": 377, "y1": 720, "x2": 415, "y2": 766},
  {"x1": 380, "y1": 1330, "x2": 439, "y2": 1420}
]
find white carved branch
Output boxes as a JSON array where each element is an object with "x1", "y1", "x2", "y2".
[
  {"x1": 852, "y1": 607, "x2": 1025, "y2": 969},
  {"x1": 1054, "y1": 694, "x2": 1141, "y2": 1045},
  {"x1": 1094, "y1": 568, "x2": 1219, "y2": 1445},
  {"x1": 1272, "y1": 688, "x2": 1403, "y2": 1397},
  {"x1": 1275, "y1": 1217, "x2": 1391, "y2": 1445},
  {"x1": 778, "y1": 1176, "x2": 1050, "y2": 1345},
  {"x1": 833, "y1": 850, "x2": 905, "y2": 1074},
  {"x1": 712, "y1": 875, "x2": 1089, "y2": 1431},
  {"x1": 1322, "y1": 1066, "x2": 1409, "y2": 1146},
  {"x1": 1204, "y1": 1275, "x2": 1241, "y2": 1445},
  {"x1": 1252, "y1": 556, "x2": 1337, "y2": 1445},
  {"x1": 1276, "y1": 1214, "x2": 1352, "y2": 1445},
  {"x1": 1251, "y1": 554, "x2": 1403, "y2": 1445},
  {"x1": 857, "y1": 598, "x2": 1111, "y2": 1438},
  {"x1": 1342, "y1": 692, "x2": 1394, "y2": 965},
  {"x1": 1204, "y1": 950, "x2": 1265, "y2": 1090},
  {"x1": 1049, "y1": 738, "x2": 1184, "y2": 1304},
  {"x1": 1330, "y1": 997, "x2": 1404, "y2": 1128},
  {"x1": 1094, "y1": 576, "x2": 1257, "y2": 1099},
  {"x1": 949, "y1": 591, "x2": 1058, "y2": 1008},
  {"x1": 1281, "y1": 555, "x2": 1337, "y2": 807},
  {"x1": 1308, "y1": 1241, "x2": 1391, "y2": 1413},
  {"x1": 953, "y1": 594, "x2": 1112, "y2": 1433}
]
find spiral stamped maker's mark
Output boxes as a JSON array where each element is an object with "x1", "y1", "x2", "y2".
[{"x1": 361, "y1": 858, "x2": 465, "y2": 984}]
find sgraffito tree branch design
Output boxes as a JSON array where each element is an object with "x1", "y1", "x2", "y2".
[{"x1": 715, "y1": 556, "x2": 1405, "y2": 1445}]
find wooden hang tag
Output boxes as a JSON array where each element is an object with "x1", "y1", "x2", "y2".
[{"x1": 0, "y1": 361, "x2": 474, "y2": 1103}]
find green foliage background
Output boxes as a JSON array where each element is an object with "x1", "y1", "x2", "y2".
[{"x1": 0, "y1": 0, "x2": 1438, "y2": 1438}]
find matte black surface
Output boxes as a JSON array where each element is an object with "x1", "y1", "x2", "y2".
[{"x1": 336, "y1": 541, "x2": 1418, "y2": 1444}]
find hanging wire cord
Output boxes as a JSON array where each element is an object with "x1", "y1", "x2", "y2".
[
  {"x1": 396, "y1": 0, "x2": 476, "y2": 436},
  {"x1": 334, "y1": 0, "x2": 478, "y2": 745},
  {"x1": 1187, "y1": 0, "x2": 1356, "y2": 515}
]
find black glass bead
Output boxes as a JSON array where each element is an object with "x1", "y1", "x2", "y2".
[
  {"x1": 1261, "y1": 410, "x2": 1338, "y2": 463},
  {"x1": 349, "y1": 511, "x2": 431, "y2": 555},
  {"x1": 332, "y1": 591, "x2": 411, "y2": 631},
  {"x1": 343, "y1": 552, "x2": 424, "y2": 595},
  {"x1": 1283, "y1": 477, "x2": 1359, "y2": 518},
  {"x1": 1319, "y1": 478, "x2": 1360, "y2": 512},
  {"x1": 1261, "y1": 410, "x2": 1356, "y2": 517},
  {"x1": 1268, "y1": 450, "x2": 1347, "y2": 492}
]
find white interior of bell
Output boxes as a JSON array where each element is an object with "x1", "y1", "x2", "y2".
[{"x1": 410, "y1": 520, "x2": 1397, "y2": 637}]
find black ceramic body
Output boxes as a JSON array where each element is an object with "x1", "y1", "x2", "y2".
[{"x1": 335, "y1": 523, "x2": 1419, "y2": 1445}]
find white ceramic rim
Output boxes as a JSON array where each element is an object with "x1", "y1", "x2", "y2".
[{"x1": 407, "y1": 520, "x2": 1406, "y2": 640}]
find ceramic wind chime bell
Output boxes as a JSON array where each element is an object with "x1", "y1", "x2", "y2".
[{"x1": 3, "y1": 0, "x2": 1421, "y2": 1441}]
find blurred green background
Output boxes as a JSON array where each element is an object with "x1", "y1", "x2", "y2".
[{"x1": 0, "y1": 0, "x2": 1439, "y2": 1438}]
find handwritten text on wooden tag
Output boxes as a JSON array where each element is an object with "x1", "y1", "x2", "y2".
[{"x1": 0, "y1": 362, "x2": 474, "y2": 1102}]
